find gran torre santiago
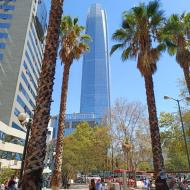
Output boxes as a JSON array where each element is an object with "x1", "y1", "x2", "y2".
[{"x1": 51, "y1": 4, "x2": 111, "y2": 138}]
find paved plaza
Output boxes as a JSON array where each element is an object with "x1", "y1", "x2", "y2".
[{"x1": 46, "y1": 184, "x2": 89, "y2": 190}]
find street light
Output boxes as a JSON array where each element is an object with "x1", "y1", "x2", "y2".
[
  {"x1": 17, "y1": 113, "x2": 32, "y2": 186},
  {"x1": 164, "y1": 95, "x2": 190, "y2": 170}
]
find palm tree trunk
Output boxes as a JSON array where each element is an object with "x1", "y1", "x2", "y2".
[
  {"x1": 21, "y1": 0, "x2": 64, "y2": 189},
  {"x1": 144, "y1": 74, "x2": 164, "y2": 175},
  {"x1": 183, "y1": 63, "x2": 190, "y2": 95},
  {"x1": 51, "y1": 62, "x2": 71, "y2": 190}
]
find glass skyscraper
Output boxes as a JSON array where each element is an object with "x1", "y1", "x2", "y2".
[{"x1": 80, "y1": 4, "x2": 110, "y2": 118}]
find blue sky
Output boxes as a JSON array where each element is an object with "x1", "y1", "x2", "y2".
[{"x1": 45, "y1": 0, "x2": 190, "y2": 116}]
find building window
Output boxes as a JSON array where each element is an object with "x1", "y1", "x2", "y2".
[
  {"x1": 0, "y1": 23, "x2": 10, "y2": 28},
  {"x1": 23, "y1": 61, "x2": 38, "y2": 91},
  {"x1": 14, "y1": 108, "x2": 20, "y2": 117},
  {"x1": 16, "y1": 95, "x2": 32, "y2": 117},
  {"x1": 0, "y1": 53, "x2": 3, "y2": 60},
  {"x1": 19, "y1": 83, "x2": 35, "y2": 108},
  {"x1": 21, "y1": 72, "x2": 36, "y2": 99},
  {"x1": 0, "y1": 150, "x2": 22, "y2": 161},
  {"x1": 0, "y1": 43, "x2": 6, "y2": 49},
  {"x1": 0, "y1": 32, "x2": 8, "y2": 38},
  {"x1": 0, "y1": 13, "x2": 13, "y2": 19},
  {"x1": 0, "y1": 5, "x2": 15, "y2": 11},
  {"x1": 25, "y1": 51, "x2": 39, "y2": 81},
  {"x1": 12, "y1": 122, "x2": 25, "y2": 133}
]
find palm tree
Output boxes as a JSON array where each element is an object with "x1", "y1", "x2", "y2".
[
  {"x1": 162, "y1": 13, "x2": 190, "y2": 95},
  {"x1": 21, "y1": 0, "x2": 64, "y2": 189},
  {"x1": 110, "y1": 1, "x2": 165, "y2": 175},
  {"x1": 50, "y1": 16, "x2": 90, "y2": 190}
]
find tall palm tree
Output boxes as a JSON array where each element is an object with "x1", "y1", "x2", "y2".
[
  {"x1": 162, "y1": 13, "x2": 190, "y2": 95},
  {"x1": 110, "y1": 1, "x2": 165, "y2": 175},
  {"x1": 51, "y1": 16, "x2": 90, "y2": 190},
  {"x1": 21, "y1": 0, "x2": 64, "y2": 189}
]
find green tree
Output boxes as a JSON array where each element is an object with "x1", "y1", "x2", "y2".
[
  {"x1": 110, "y1": 1, "x2": 165, "y2": 175},
  {"x1": 162, "y1": 13, "x2": 190, "y2": 95},
  {"x1": 62, "y1": 122, "x2": 111, "y2": 177},
  {"x1": 51, "y1": 17, "x2": 91, "y2": 189},
  {"x1": 159, "y1": 112, "x2": 189, "y2": 170},
  {"x1": 0, "y1": 168, "x2": 16, "y2": 184},
  {"x1": 22, "y1": 0, "x2": 64, "y2": 189}
]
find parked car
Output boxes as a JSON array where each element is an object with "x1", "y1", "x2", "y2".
[{"x1": 75, "y1": 177, "x2": 85, "y2": 184}]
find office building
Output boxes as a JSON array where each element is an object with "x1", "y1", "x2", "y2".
[
  {"x1": 50, "y1": 4, "x2": 111, "y2": 139},
  {"x1": 0, "y1": 121, "x2": 25, "y2": 169},
  {"x1": 49, "y1": 113, "x2": 101, "y2": 139},
  {"x1": 0, "y1": 0, "x2": 47, "y2": 168},
  {"x1": 80, "y1": 4, "x2": 111, "y2": 118},
  {"x1": 0, "y1": 0, "x2": 47, "y2": 131}
]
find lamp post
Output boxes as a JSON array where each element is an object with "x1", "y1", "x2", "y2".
[
  {"x1": 164, "y1": 96, "x2": 190, "y2": 170},
  {"x1": 17, "y1": 113, "x2": 32, "y2": 186}
]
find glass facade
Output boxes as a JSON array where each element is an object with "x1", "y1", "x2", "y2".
[
  {"x1": 80, "y1": 4, "x2": 110, "y2": 118},
  {"x1": 50, "y1": 113, "x2": 101, "y2": 139},
  {"x1": 0, "y1": 0, "x2": 16, "y2": 62}
]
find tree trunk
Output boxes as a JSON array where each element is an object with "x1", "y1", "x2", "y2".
[
  {"x1": 183, "y1": 63, "x2": 190, "y2": 96},
  {"x1": 144, "y1": 74, "x2": 164, "y2": 175},
  {"x1": 21, "y1": 0, "x2": 64, "y2": 189},
  {"x1": 51, "y1": 63, "x2": 71, "y2": 190}
]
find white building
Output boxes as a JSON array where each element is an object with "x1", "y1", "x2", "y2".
[{"x1": 0, "y1": 0, "x2": 47, "y2": 168}]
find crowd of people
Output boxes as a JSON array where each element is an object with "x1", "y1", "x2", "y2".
[
  {"x1": 89, "y1": 179, "x2": 105, "y2": 190},
  {"x1": 0, "y1": 175, "x2": 18, "y2": 190},
  {"x1": 144, "y1": 170, "x2": 190, "y2": 190},
  {"x1": 88, "y1": 171, "x2": 190, "y2": 190}
]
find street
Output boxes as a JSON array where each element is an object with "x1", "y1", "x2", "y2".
[
  {"x1": 45, "y1": 183, "x2": 154, "y2": 190},
  {"x1": 46, "y1": 184, "x2": 89, "y2": 190}
]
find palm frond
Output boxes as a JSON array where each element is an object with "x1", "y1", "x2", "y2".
[
  {"x1": 110, "y1": 44, "x2": 126, "y2": 55},
  {"x1": 132, "y1": 5, "x2": 145, "y2": 19},
  {"x1": 122, "y1": 11, "x2": 135, "y2": 29},
  {"x1": 73, "y1": 17, "x2": 78, "y2": 25},
  {"x1": 156, "y1": 43, "x2": 166, "y2": 52},
  {"x1": 147, "y1": 0, "x2": 160, "y2": 17},
  {"x1": 59, "y1": 16, "x2": 91, "y2": 64},
  {"x1": 81, "y1": 34, "x2": 91, "y2": 41},
  {"x1": 112, "y1": 29, "x2": 128, "y2": 41},
  {"x1": 121, "y1": 47, "x2": 133, "y2": 61}
]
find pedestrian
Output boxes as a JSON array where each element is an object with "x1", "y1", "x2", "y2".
[
  {"x1": 4, "y1": 180, "x2": 8, "y2": 190},
  {"x1": 7, "y1": 175, "x2": 17, "y2": 190},
  {"x1": 96, "y1": 179, "x2": 102, "y2": 190},
  {"x1": 89, "y1": 179, "x2": 96, "y2": 190},
  {"x1": 143, "y1": 177, "x2": 149, "y2": 190},
  {"x1": 0, "y1": 183, "x2": 5, "y2": 190},
  {"x1": 155, "y1": 170, "x2": 169, "y2": 190},
  {"x1": 179, "y1": 180, "x2": 188, "y2": 190},
  {"x1": 168, "y1": 177, "x2": 176, "y2": 190}
]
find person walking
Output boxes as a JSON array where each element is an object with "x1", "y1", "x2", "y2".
[
  {"x1": 89, "y1": 179, "x2": 96, "y2": 190},
  {"x1": 155, "y1": 171, "x2": 169, "y2": 190},
  {"x1": 96, "y1": 179, "x2": 102, "y2": 190},
  {"x1": 143, "y1": 177, "x2": 150, "y2": 190},
  {"x1": 179, "y1": 180, "x2": 189, "y2": 190},
  {"x1": 7, "y1": 175, "x2": 17, "y2": 190}
]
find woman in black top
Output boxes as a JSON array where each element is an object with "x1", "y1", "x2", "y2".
[
  {"x1": 155, "y1": 171, "x2": 169, "y2": 190},
  {"x1": 89, "y1": 179, "x2": 96, "y2": 190}
]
